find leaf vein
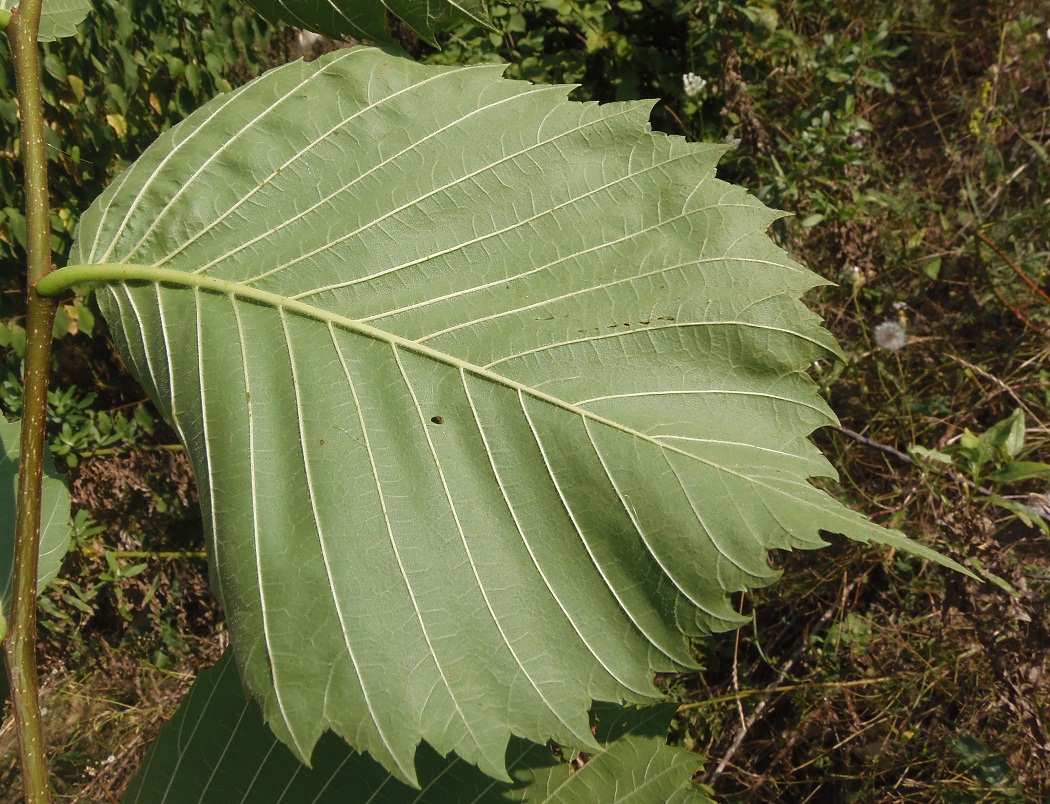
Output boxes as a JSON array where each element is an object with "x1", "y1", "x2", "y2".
[
  {"x1": 156, "y1": 64, "x2": 483, "y2": 270},
  {"x1": 117, "y1": 51, "x2": 361, "y2": 265},
  {"x1": 460, "y1": 369, "x2": 650, "y2": 697},
  {"x1": 518, "y1": 392, "x2": 678, "y2": 665},
  {"x1": 231, "y1": 297, "x2": 306, "y2": 759}
]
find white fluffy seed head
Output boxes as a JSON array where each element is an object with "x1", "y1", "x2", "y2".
[{"x1": 873, "y1": 320, "x2": 907, "y2": 351}]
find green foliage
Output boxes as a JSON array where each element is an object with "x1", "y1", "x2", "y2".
[
  {"x1": 0, "y1": 417, "x2": 72, "y2": 638},
  {"x1": 0, "y1": 372, "x2": 157, "y2": 467},
  {"x1": 943, "y1": 722, "x2": 1026, "y2": 803},
  {"x1": 0, "y1": 0, "x2": 277, "y2": 274},
  {"x1": 431, "y1": 0, "x2": 687, "y2": 104},
  {"x1": 35, "y1": 503, "x2": 208, "y2": 672},
  {"x1": 126, "y1": 651, "x2": 714, "y2": 803},
  {"x1": 246, "y1": 0, "x2": 491, "y2": 44},
  {"x1": 44, "y1": 387, "x2": 155, "y2": 468},
  {"x1": 912, "y1": 408, "x2": 1050, "y2": 532},
  {"x1": 40, "y1": 43, "x2": 963, "y2": 786},
  {"x1": 426, "y1": 0, "x2": 911, "y2": 225}
]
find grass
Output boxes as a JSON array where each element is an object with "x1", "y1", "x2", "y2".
[{"x1": 1, "y1": 0, "x2": 1048, "y2": 799}]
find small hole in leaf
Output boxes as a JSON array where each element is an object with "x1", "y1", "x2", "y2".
[{"x1": 430, "y1": 415, "x2": 444, "y2": 425}]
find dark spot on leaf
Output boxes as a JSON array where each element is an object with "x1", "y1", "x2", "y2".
[
  {"x1": 319, "y1": 439, "x2": 325, "y2": 446},
  {"x1": 430, "y1": 415, "x2": 444, "y2": 425}
]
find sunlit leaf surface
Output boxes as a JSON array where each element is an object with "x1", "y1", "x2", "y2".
[{"x1": 56, "y1": 47, "x2": 961, "y2": 783}]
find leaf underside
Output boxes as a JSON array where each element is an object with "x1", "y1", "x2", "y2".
[
  {"x1": 65, "y1": 47, "x2": 959, "y2": 783},
  {"x1": 124, "y1": 651, "x2": 711, "y2": 803},
  {"x1": 0, "y1": 0, "x2": 92, "y2": 41},
  {"x1": 245, "y1": 0, "x2": 490, "y2": 44},
  {"x1": 0, "y1": 418, "x2": 71, "y2": 615}
]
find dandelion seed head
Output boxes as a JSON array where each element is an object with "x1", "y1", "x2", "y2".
[{"x1": 873, "y1": 320, "x2": 907, "y2": 351}]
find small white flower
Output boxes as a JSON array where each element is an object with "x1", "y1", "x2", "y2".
[
  {"x1": 723, "y1": 134, "x2": 742, "y2": 148},
  {"x1": 873, "y1": 320, "x2": 907, "y2": 351},
  {"x1": 682, "y1": 72, "x2": 708, "y2": 98}
]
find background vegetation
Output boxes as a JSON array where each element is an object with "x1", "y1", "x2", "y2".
[{"x1": 1, "y1": 0, "x2": 1047, "y2": 799}]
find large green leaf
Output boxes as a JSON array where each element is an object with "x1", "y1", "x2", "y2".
[
  {"x1": 124, "y1": 650, "x2": 712, "y2": 803},
  {"x1": 42, "y1": 47, "x2": 963, "y2": 784},
  {"x1": 0, "y1": 0, "x2": 91, "y2": 41},
  {"x1": 0, "y1": 417, "x2": 71, "y2": 638},
  {"x1": 245, "y1": 0, "x2": 490, "y2": 44}
]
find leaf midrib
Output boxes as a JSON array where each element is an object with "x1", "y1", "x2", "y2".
[{"x1": 38, "y1": 262, "x2": 816, "y2": 487}]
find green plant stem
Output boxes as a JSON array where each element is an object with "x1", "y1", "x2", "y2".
[
  {"x1": 676, "y1": 676, "x2": 893, "y2": 711},
  {"x1": 5, "y1": 3, "x2": 58, "y2": 803},
  {"x1": 76, "y1": 443, "x2": 185, "y2": 458},
  {"x1": 96, "y1": 549, "x2": 207, "y2": 560}
]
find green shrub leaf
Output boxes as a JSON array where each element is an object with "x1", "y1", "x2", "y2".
[
  {"x1": 0, "y1": 0, "x2": 91, "y2": 41},
  {"x1": 0, "y1": 417, "x2": 72, "y2": 633},
  {"x1": 124, "y1": 650, "x2": 712, "y2": 802},
  {"x1": 245, "y1": 0, "x2": 490, "y2": 45},
  {"x1": 47, "y1": 47, "x2": 964, "y2": 783}
]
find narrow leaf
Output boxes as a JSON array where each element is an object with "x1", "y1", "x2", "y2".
[
  {"x1": 989, "y1": 461, "x2": 1050, "y2": 484},
  {"x1": 47, "y1": 47, "x2": 966, "y2": 783},
  {"x1": 123, "y1": 651, "x2": 711, "y2": 803}
]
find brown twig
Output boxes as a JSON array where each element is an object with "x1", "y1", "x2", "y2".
[
  {"x1": 833, "y1": 425, "x2": 919, "y2": 468},
  {"x1": 972, "y1": 229, "x2": 1047, "y2": 337},
  {"x1": 707, "y1": 575, "x2": 869, "y2": 786},
  {"x1": 976, "y1": 230, "x2": 1050, "y2": 307},
  {"x1": 832, "y1": 425, "x2": 1001, "y2": 497},
  {"x1": 944, "y1": 353, "x2": 1050, "y2": 431}
]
